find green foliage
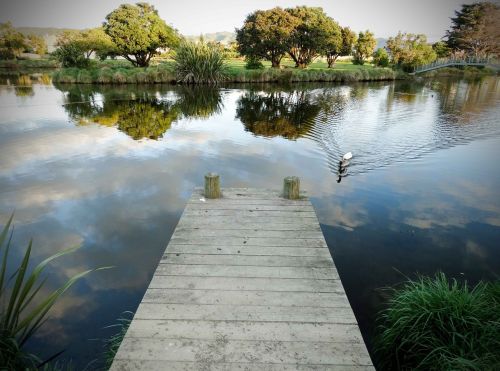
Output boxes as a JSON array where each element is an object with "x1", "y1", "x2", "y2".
[
  {"x1": 173, "y1": 40, "x2": 227, "y2": 84},
  {"x1": 327, "y1": 26, "x2": 357, "y2": 68},
  {"x1": 286, "y1": 7, "x2": 341, "y2": 68},
  {"x1": 0, "y1": 22, "x2": 28, "y2": 60},
  {"x1": 52, "y1": 42, "x2": 90, "y2": 68},
  {"x1": 386, "y1": 32, "x2": 436, "y2": 72},
  {"x1": 244, "y1": 56, "x2": 264, "y2": 70},
  {"x1": 25, "y1": 34, "x2": 47, "y2": 55},
  {"x1": 445, "y1": 2, "x2": 500, "y2": 57},
  {"x1": 236, "y1": 7, "x2": 298, "y2": 68},
  {"x1": 433, "y1": 41, "x2": 452, "y2": 59},
  {"x1": 353, "y1": 30, "x2": 376, "y2": 65},
  {"x1": 375, "y1": 272, "x2": 500, "y2": 370},
  {"x1": 373, "y1": 48, "x2": 390, "y2": 67},
  {"x1": 104, "y1": 3, "x2": 179, "y2": 67},
  {"x1": 0, "y1": 214, "x2": 109, "y2": 369}
]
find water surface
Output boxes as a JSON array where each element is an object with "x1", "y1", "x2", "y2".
[{"x1": 0, "y1": 75, "x2": 499, "y2": 368}]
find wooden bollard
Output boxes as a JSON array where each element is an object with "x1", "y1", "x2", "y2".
[
  {"x1": 283, "y1": 176, "x2": 300, "y2": 199},
  {"x1": 204, "y1": 173, "x2": 221, "y2": 199}
]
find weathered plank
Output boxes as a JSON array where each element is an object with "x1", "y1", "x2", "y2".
[
  {"x1": 142, "y1": 288, "x2": 349, "y2": 307},
  {"x1": 161, "y1": 254, "x2": 334, "y2": 267},
  {"x1": 165, "y1": 245, "x2": 331, "y2": 257},
  {"x1": 154, "y1": 264, "x2": 339, "y2": 279},
  {"x1": 125, "y1": 319, "x2": 364, "y2": 343},
  {"x1": 114, "y1": 338, "x2": 372, "y2": 365},
  {"x1": 148, "y1": 276, "x2": 344, "y2": 293},
  {"x1": 111, "y1": 188, "x2": 373, "y2": 370}
]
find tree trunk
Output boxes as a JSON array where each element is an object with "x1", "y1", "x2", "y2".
[
  {"x1": 271, "y1": 59, "x2": 280, "y2": 68},
  {"x1": 327, "y1": 54, "x2": 338, "y2": 68}
]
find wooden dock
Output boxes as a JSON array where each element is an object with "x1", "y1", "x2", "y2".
[{"x1": 111, "y1": 183, "x2": 374, "y2": 370}]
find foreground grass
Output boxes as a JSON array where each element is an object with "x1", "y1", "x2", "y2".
[
  {"x1": 375, "y1": 272, "x2": 500, "y2": 370},
  {"x1": 51, "y1": 58, "x2": 403, "y2": 84}
]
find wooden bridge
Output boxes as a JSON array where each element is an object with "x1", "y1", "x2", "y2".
[
  {"x1": 412, "y1": 57, "x2": 499, "y2": 74},
  {"x1": 111, "y1": 174, "x2": 374, "y2": 370}
]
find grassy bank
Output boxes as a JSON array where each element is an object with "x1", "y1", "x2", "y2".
[
  {"x1": 419, "y1": 65, "x2": 498, "y2": 78},
  {"x1": 0, "y1": 59, "x2": 60, "y2": 69},
  {"x1": 51, "y1": 59, "x2": 404, "y2": 84}
]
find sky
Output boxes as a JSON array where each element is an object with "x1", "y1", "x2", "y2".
[{"x1": 0, "y1": 0, "x2": 483, "y2": 40}]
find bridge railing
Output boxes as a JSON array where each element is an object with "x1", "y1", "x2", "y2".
[{"x1": 413, "y1": 57, "x2": 495, "y2": 73}]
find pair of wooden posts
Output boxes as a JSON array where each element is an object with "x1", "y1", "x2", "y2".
[{"x1": 204, "y1": 173, "x2": 300, "y2": 199}]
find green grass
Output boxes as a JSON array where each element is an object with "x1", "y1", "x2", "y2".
[
  {"x1": 0, "y1": 59, "x2": 60, "y2": 69},
  {"x1": 51, "y1": 58, "x2": 403, "y2": 84},
  {"x1": 375, "y1": 272, "x2": 500, "y2": 370}
]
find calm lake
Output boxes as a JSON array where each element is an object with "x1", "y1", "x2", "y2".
[{"x1": 0, "y1": 75, "x2": 499, "y2": 368}]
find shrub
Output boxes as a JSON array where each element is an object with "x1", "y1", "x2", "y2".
[
  {"x1": 173, "y1": 40, "x2": 227, "y2": 84},
  {"x1": 245, "y1": 56, "x2": 264, "y2": 70},
  {"x1": 373, "y1": 48, "x2": 390, "y2": 67},
  {"x1": 375, "y1": 272, "x2": 500, "y2": 370},
  {"x1": 52, "y1": 43, "x2": 89, "y2": 68}
]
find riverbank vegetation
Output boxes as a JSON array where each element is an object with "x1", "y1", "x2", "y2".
[
  {"x1": 375, "y1": 272, "x2": 500, "y2": 370},
  {"x1": 0, "y1": 215, "x2": 109, "y2": 369},
  {"x1": 2, "y1": 2, "x2": 498, "y2": 84}
]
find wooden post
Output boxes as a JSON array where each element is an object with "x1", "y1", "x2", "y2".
[
  {"x1": 204, "y1": 173, "x2": 221, "y2": 199},
  {"x1": 283, "y1": 176, "x2": 300, "y2": 199}
]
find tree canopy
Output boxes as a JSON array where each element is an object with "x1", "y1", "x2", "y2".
[
  {"x1": 353, "y1": 30, "x2": 376, "y2": 65},
  {"x1": 445, "y1": 2, "x2": 500, "y2": 57},
  {"x1": 386, "y1": 32, "x2": 436, "y2": 71},
  {"x1": 236, "y1": 7, "x2": 298, "y2": 68},
  {"x1": 0, "y1": 22, "x2": 28, "y2": 59},
  {"x1": 326, "y1": 26, "x2": 357, "y2": 68},
  {"x1": 103, "y1": 2, "x2": 179, "y2": 67},
  {"x1": 286, "y1": 7, "x2": 341, "y2": 68}
]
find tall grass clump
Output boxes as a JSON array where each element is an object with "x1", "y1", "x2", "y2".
[
  {"x1": 375, "y1": 272, "x2": 500, "y2": 370},
  {"x1": 0, "y1": 214, "x2": 109, "y2": 369},
  {"x1": 173, "y1": 40, "x2": 227, "y2": 84},
  {"x1": 101, "y1": 312, "x2": 133, "y2": 368}
]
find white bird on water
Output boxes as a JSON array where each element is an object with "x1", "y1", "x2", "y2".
[{"x1": 342, "y1": 152, "x2": 353, "y2": 161}]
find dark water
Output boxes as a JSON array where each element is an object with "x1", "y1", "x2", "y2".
[{"x1": 0, "y1": 74, "x2": 499, "y2": 368}]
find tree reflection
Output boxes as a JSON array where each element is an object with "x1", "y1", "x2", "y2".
[
  {"x1": 235, "y1": 89, "x2": 322, "y2": 139},
  {"x1": 56, "y1": 84, "x2": 224, "y2": 140}
]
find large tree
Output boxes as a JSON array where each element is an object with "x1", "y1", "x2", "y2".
[
  {"x1": 286, "y1": 6, "x2": 340, "y2": 68},
  {"x1": 56, "y1": 28, "x2": 116, "y2": 59},
  {"x1": 386, "y1": 32, "x2": 436, "y2": 71},
  {"x1": 352, "y1": 30, "x2": 376, "y2": 65},
  {"x1": 0, "y1": 22, "x2": 27, "y2": 60},
  {"x1": 445, "y1": 2, "x2": 500, "y2": 57},
  {"x1": 236, "y1": 7, "x2": 298, "y2": 68},
  {"x1": 326, "y1": 26, "x2": 356, "y2": 68},
  {"x1": 103, "y1": 2, "x2": 179, "y2": 67}
]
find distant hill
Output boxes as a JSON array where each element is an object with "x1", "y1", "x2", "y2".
[
  {"x1": 185, "y1": 31, "x2": 236, "y2": 45},
  {"x1": 376, "y1": 38, "x2": 387, "y2": 50},
  {"x1": 16, "y1": 27, "x2": 78, "y2": 52}
]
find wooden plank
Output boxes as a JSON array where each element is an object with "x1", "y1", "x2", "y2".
[
  {"x1": 111, "y1": 188, "x2": 373, "y2": 370},
  {"x1": 161, "y1": 254, "x2": 333, "y2": 267},
  {"x1": 112, "y1": 360, "x2": 374, "y2": 371},
  {"x1": 113, "y1": 338, "x2": 373, "y2": 365},
  {"x1": 148, "y1": 276, "x2": 344, "y2": 293},
  {"x1": 168, "y1": 236, "x2": 327, "y2": 247},
  {"x1": 182, "y1": 209, "x2": 317, "y2": 217},
  {"x1": 154, "y1": 264, "x2": 339, "y2": 279},
  {"x1": 165, "y1": 245, "x2": 331, "y2": 257},
  {"x1": 142, "y1": 289, "x2": 349, "y2": 307},
  {"x1": 176, "y1": 220, "x2": 321, "y2": 231},
  {"x1": 177, "y1": 216, "x2": 322, "y2": 224},
  {"x1": 125, "y1": 319, "x2": 364, "y2": 343},
  {"x1": 185, "y1": 204, "x2": 315, "y2": 211},
  {"x1": 133, "y1": 303, "x2": 357, "y2": 323},
  {"x1": 172, "y1": 228, "x2": 324, "y2": 239}
]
